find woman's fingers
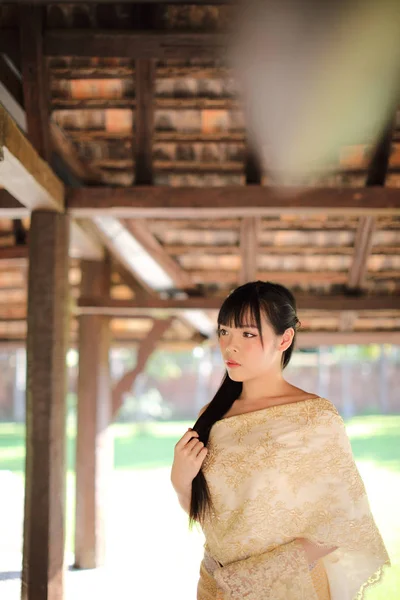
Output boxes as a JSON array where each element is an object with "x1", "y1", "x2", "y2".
[
  {"x1": 185, "y1": 438, "x2": 204, "y2": 455},
  {"x1": 174, "y1": 429, "x2": 199, "y2": 451}
]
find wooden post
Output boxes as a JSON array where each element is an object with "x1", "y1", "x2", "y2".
[
  {"x1": 74, "y1": 259, "x2": 112, "y2": 569},
  {"x1": 20, "y1": 5, "x2": 51, "y2": 160},
  {"x1": 21, "y1": 210, "x2": 70, "y2": 600}
]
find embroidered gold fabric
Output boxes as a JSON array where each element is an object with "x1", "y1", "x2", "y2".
[{"x1": 197, "y1": 398, "x2": 390, "y2": 600}]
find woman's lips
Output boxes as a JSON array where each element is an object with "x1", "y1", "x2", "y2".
[{"x1": 226, "y1": 360, "x2": 241, "y2": 368}]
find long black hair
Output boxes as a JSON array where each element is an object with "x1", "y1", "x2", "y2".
[{"x1": 189, "y1": 281, "x2": 301, "y2": 528}]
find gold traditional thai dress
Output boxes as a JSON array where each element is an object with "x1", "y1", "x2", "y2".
[{"x1": 197, "y1": 398, "x2": 390, "y2": 600}]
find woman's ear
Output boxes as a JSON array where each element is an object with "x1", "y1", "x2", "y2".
[{"x1": 279, "y1": 328, "x2": 295, "y2": 352}]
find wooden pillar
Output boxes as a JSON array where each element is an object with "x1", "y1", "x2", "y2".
[
  {"x1": 22, "y1": 210, "x2": 70, "y2": 600},
  {"x1": 74, "y1": 260, "x2": 112, "y2": 569},
  {"x1": 20, "y1": 5, "x2": 51, "y2": 160}
]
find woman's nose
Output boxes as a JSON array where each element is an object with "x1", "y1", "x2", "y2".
[{"x1": 226, "y1": 343, "x2": 239, "y2": 353}]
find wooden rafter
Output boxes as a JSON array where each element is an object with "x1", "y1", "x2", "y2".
[
  {"x1": 50, "y1": 122, "x2": 100, "y2": 184},
  {"x1": 44, "y1": 30, "x2": 225, "y2": 60},
  {"x1": 0, "y1": 245, "x2": 28, "y2": 267},
  {"x1": 67, "y1": 186, "x2": 400, "y2": 218},
  {"x1": 0, "y1": 103, "x2": 64, "y2": 211},
  {"x1": 299, "y1": 331, "x2": 400, "y2": 347},
  {"x1": 77, "y1": 294, "x2": 400, "y2": 315},
  {"x1": 134, "y1": 58, "x2": 155, "y2": 185},
  {"x1": 51, "y1": 97, "x2": 238, "y2": 111},
  {"x1": 163, "y1": 244, "x2": 400, "y2": 256},
  {"x1": 20, "y1": 6, "x2": 51, "y2": 161},
  {"x1": 0, "y1": 20, "x2": 103, "y2": 261},
  {"x1": 113, "y1": 261, "x2": 155, "y2": 302},
  {"x1": 0, "y1": 190, "x2": 29, "y2": 218},
  {"x1": 0, "y1": 108, "x2": 102, "y2": 258},
  {"x1": 50, "y1": 65, "x2": 229, "y2": 80},
  {"x1": 123, "y1": 218, "x2": 195, "y2": 290}
]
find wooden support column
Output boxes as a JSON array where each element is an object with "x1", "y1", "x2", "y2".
[
  {"x1": 22, "y1": 210, "x2": 70, "y2": 600},
  {"x1": 75, "y1": 259, "x2": 112, "y2": 569},
  {"x1": 20, "y1": 5, "x2": 51, "y2": 161}
]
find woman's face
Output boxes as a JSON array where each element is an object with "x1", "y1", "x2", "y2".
[{"x1": 218, "y1": 310, "x2": 290, "y2": 382}]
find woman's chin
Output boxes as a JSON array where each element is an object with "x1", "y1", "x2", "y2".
[{"x1": 227, "y1": 369, "x2": 246, "y2": 382}]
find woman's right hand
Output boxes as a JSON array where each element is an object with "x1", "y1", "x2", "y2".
[{"x1": 170, "y1": 428, "x2": 208, "y2": 494}]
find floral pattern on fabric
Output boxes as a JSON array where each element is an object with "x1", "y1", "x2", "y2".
[{"x1": 197, "y1": 398, "x2": 390, "y2": 600}]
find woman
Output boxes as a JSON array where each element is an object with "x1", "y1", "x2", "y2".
[{"x1": 171, "y1": 281, "x2": 390, "y2": 599}]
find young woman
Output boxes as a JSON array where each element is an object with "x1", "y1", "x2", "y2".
[{"x1": 171, "y1": 281, "x2": 390, "y2": 600}]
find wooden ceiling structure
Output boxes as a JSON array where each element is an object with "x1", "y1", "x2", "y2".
[
  {"x1": 0, "y1": 3, "x2": 399, "y2": 350},
  {"x1": 1, "y1": 5, "x2": 400, "y2": 600}
]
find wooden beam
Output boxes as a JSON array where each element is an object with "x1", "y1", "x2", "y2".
[
  {"x1": 297, "y1": 331, "x2": 400, "y2": 348},
  {"x1": 0, "y1": 37, "x2": 96, "y2": 187},
  {"x1": 0, "y1": 103, "x2": 64, "y2": 210},
  {"x1": 0, "y1": 190, "x2": 30, "y2": 218},
  {"x1": 239, "y1": 217, "x2": 259, "y2": 284},
  {"x1": 51, "y1": 97, "x2": 238, "y2": 111},
  {"x1": 92, "y1": 159, "x2": 243, "y2": 173},
  {"x1": 112, "y1": 318, "x2": 173, "y2": 419},
  {"x1": 113, "y1": 262, "x2": 155, "y2": 302},
  {"x1": 77, "y1": 294, "x2": 400, "y2": 314},
  {"x1": 88, "y1": 218, "x2": 157, "y2": 295},
  {"x1": 187, "y1": 270, "x2": 348, "y2": 285},
  {"x1": 164, "y1": 244, "x2": 400, "y2": 256},
  {"x1": 0, "y1": 245, "x2": 28, "y2": 267},
  {"x1": 69, "y1": 220, "x2": 104, "y2": 261},
  {"x1": 67, "y1": 186, "x2": 400, "y2": 218},
  {"x1": 67, "y1": 130, "x2": 245, "y2": 144},
  {"x1": 75, "y1": 259, "x2": 112, "y2": 569},
  {"x1": 134, "y1": 59, "x2": 155, "y2": 185},
  {"x1": 123, "y1": 219, "x2": 195, "y2": 290},
  {"x1": 366, "y1": 122, "x2": 394, "y2": 187},
  {"x1": 20, "y1": 6, "x2": 51, "y2": 161},
  {"x1": 0, "y1": 124, "x2": 102, "y2": 258},
  {"x1": 50, "y1": 122, "x2": 100, "y2": 184},
  {"x1": 50, "y1": 65, "x2": 229, "y2": 80},
  {"x1": 22, "y1": 211, "x2": 69, "y2": 600},
  {"x1": 44, "y1": 30, "x2": 225, "y2": 60}
]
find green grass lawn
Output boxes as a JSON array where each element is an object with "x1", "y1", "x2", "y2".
[{"x1": 0, "y1": 415, "x2": 399, "y2": 599}]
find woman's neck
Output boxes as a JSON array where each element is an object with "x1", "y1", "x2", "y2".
[{"x1": 239, "y1": 371, "x2": 290, "y2": 403}]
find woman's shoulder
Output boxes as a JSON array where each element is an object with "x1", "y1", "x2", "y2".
[{"x1": 302, "y1": 397, "x2": 347, "y2": 433}]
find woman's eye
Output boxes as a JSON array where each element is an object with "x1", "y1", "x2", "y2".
[
  {"x1": 218, "y1": 329, "x2": 228, "y2": 337},
  {"x1": 243, "y1": 332, "x2": 256, "y2": 338}
]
